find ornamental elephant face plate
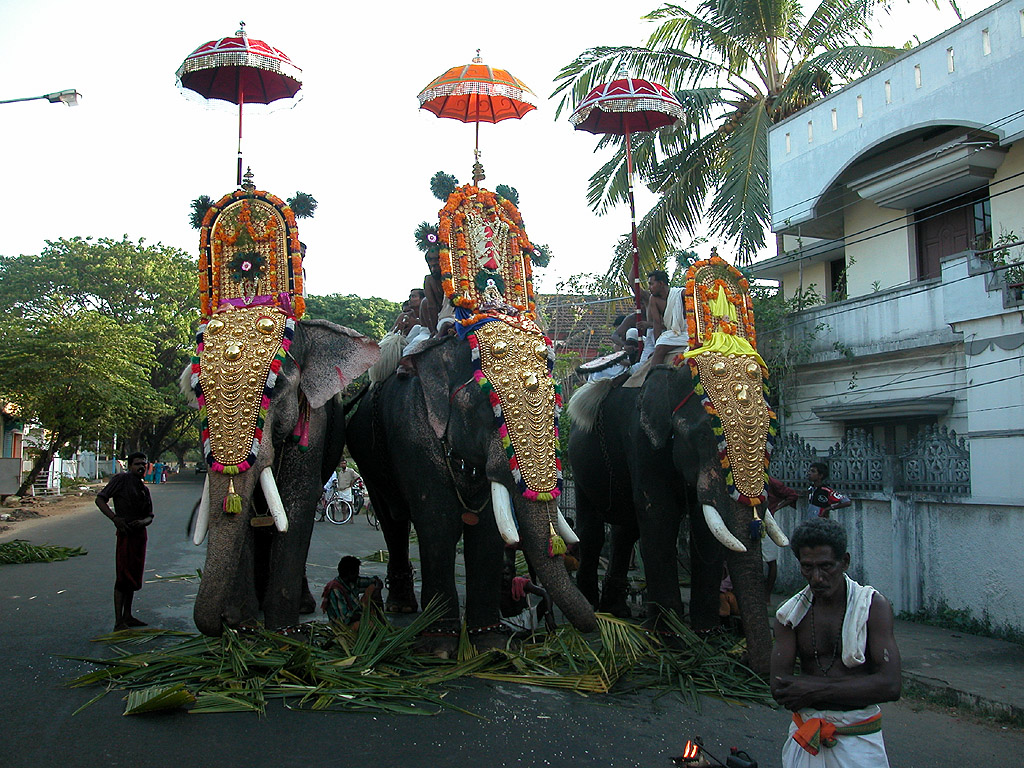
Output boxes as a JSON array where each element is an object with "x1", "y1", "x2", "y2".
[
  {"x1": 199, "y1": 306, "x2": 289, "y2": 470},
  {"x1": 472, "y1": 318, "x2": 559, "y2": 498},
  {"x1": 682, "y1": 252, "x2": 776, "y2": 505}
]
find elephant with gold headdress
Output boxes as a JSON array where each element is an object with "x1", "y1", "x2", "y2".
[
  {"x1": 182, "y1": 188, "x2": 378, "y2": 635},
  {"x1": 567, "y1": 255, "x2": 788, "y2": 675},
  {"x1": 347, "y1": 185, "x2": 596, "y2": 655}
]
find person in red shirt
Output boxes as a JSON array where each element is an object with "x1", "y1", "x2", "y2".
[{"x1": 807, "y1": 462, "x2": 851, "y2": 519}]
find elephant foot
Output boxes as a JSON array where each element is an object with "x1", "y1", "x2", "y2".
[
  {"x1": 469, "y1": 623, "x2": 514, "y2": 652},
  {"x1": 299, "y1": 576, "x2": 317, "y2": 615},
  {"x1": 414, "y1": 621, "x2": 460, "y2": 659},
  {"x1": 599, "y1": 577, "x2": 632, "y2": 619},
  {"x1": 385, "y1": 570, "x2": 418, "y2": 614}
]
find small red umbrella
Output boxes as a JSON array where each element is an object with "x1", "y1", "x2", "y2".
[
  {"x1": 418, "y1": 51, "x2": 536, "y2": 183},
  {"x1": 570, "y1": 70, "x2": 684, "y2": 324},
  {"x1": 176, "y1": 22, "x2": 302, "y2": 185}
]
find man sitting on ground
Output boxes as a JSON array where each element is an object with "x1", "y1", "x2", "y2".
[
  {"x1": 321, "y1": 556, "x2": 384, "y2": 630},
  {"x1": 771, "y1": 518, "x2": 901, "y2": 767}
]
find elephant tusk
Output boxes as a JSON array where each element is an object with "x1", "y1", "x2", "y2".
[
  {"x1": 260, "y1": 468, "x2": 289, "y2": 533},
  {"x1": 555, "y1": 508, "x2": 579, "y2": 545},
  {"x1": 702, "y1": 504, "x2": 747, "y2": 553},
  {"x1": 490, "y1": 481, "x2": 520, "y2": 546},
  {"x1": 763, "y1": 509, "x2": 790, "y2": 547},
  {"x1": 193, "y1": 475, "x2": 211, "y2": 546}
]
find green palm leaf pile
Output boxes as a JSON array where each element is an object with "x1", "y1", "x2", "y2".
[
  {"x1": 66, "y1": 607, "x2": 771, "y2": 717},
  {"x1": 0, "y1": 539, "x2": 87, "y2": 564}
]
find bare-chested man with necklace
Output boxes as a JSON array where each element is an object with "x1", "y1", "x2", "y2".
[{"x1": 771, "y1": 517, "x2": 901, "y2": 767}]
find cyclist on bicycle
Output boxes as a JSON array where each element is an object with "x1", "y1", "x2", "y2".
[{"x1": 335, "y1": 459, "x2": 361, "y2": 513}]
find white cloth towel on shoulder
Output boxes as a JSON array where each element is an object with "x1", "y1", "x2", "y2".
[{"x1": 775, "y1": 574, "x2": 877, "y2": 668}]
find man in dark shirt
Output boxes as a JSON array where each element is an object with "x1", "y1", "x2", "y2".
[{"x1": 96, "y1": 452, "x2": 154, "y2": 631}]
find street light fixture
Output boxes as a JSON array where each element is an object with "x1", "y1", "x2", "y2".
[{"x1": 0, "y1": 89, "x2": 81, "y2": 107}]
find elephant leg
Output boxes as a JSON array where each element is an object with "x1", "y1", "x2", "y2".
[
  {"x1": 462, "y1": 508, "x2": 504, "y2": 639},
  {"x1": 575, "y1": 492, "x2": 605, "y2": 609},
  {"x1": 377, "y1": 495, "x2": 417, "y2": 613},
  {"x1": 263, "y1": 445, "x2": 321, "y2": 630},
  {"x1": 634, "y1": 487, "x2": 686, "y2": 629},
  {"x1": 689, "y1": 510, "x2": 724, "y2": 633},
  {"x1": 410, "y1": 489, "x2": 464, "y2": 657},
  {"x1": 600, "y1": 521, "x2": 638, "y2": 619}
]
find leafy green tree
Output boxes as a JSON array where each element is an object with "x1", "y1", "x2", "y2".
[
  {"x1": 0, "y1": 236, "x2": 200, "y2": 465},
  {"x1": 554, "y1": 0, "x2": 910, "y2": 263},
  {"x1": 0, "y1": 312, "x2": 156, "y2": 495},
  {"x1": 304, "y1": 294, "x2": 402, "y2": 340}
]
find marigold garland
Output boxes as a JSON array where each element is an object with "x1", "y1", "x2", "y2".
[
  {"x1": 437, "y1": 184, "x2": 537, "y2": 324},
  {"x1": 198, "y1": 189, "x2": 304, "y2": 319}
]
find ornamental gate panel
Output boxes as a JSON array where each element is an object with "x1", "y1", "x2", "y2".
[
  {"x1": 898, "y1": 425, "x2": 971, "y2": 496},
  {"x1": 826, "y1": 429, "x2": 886, "y2": 492},
  {"x1": 768, "y1": 432, "x2": 818, "y2": 489}
]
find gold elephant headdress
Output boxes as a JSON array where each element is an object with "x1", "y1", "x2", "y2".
[
  {"x1": 681, "y1": 252, "x2": 777, "y2": 507},
  {"x1": 437, "y1": 186, "x2": 562, "y2": 550},
  {"x1": 188, "y1": 187, "x2": 305, "y2": 478}
]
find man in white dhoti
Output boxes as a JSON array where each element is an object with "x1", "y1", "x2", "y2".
[
  {"x1": 646, "y1": 270, "x2": 689, "y2": 367},
  {"x1": 771, "y1": 518, "x2": 901, "y2": 768}
]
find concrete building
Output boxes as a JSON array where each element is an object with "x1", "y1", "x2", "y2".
[{"x1": 754, "y1": 0, "x2": 1024, "y2": 632}]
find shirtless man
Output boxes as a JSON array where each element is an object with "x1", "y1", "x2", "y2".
[
  {"x1": 771, "y1": 518, "x2": 901, "y2": 767},
  {"x1": 419, "y1": 254, "x2": 453, "y2": 337},
  {"x1": 646, "y1": 270, "x2": 670, "y2": 365}
]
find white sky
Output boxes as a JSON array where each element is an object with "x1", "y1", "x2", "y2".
[{"x1": 0, "y1": 0, "x2": 990, "y2": 302}]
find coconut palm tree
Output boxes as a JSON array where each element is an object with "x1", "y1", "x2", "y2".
[{"x1": 554, "y1": 0, "x2": 914, "y2": 265}]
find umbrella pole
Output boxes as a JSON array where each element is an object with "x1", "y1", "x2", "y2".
[
  {"x1": 237, "y1": 88, "x2": 245, "y2": 187},
  {"x1": 624, "y1": 130, "x2": 643, "y2": 336}
]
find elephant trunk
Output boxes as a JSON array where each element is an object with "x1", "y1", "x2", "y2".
[
  {"x1": 696, "y1": 465, "x2": 772, "y2": 676},
  {"x1": 514, "y1": 494, "x2": 597, "y2": 632},
  {"x1": 193, "y1": 470, "x2": 261, "y2": 636}
]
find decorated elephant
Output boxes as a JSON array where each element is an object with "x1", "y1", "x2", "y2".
[
  {"x1": 567, "y1": 254, "x2": 787, "y2": 675},
  {"x1": 347, "y1": 183, "x2": 596, "y2": 655},
  {"x1": 182, "y1": 186, "x2": 379, "y2": 636}
]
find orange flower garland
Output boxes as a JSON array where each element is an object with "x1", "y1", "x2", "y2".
[
  {"x1": 198, "y1": 189, "x2": 304, "y2": 319},
  {"x1": 684, "y1": 254, "x2": 757, "y2": 350},
  {"x1": 437, "y1": 184, "x2": 537, "y2": 323}
]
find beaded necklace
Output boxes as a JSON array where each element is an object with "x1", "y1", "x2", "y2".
[{"x1": 810, "y1": 598, "x2": 844, "y2": 676}]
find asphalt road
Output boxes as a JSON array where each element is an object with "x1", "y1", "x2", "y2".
[{"x1": 2, "y1": 474, "x2": 1021, "y2": 768}]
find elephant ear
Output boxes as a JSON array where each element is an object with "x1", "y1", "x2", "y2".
[
  {"x1": 638, "y1": 367, "x2": 689, "y2": 450},
  {"x1": 295, "y1": 319, "x2": 380, "y2": 409},
  {"x1": 412, "y1": 337, "x2": 462, "y2": 440}
]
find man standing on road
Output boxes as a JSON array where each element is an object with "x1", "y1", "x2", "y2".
[
  {"x1": 95, "y1": 452, "x2": 154, "y2": 631},
  {"x1": 336, "y1": 458, "x2": 360, "y2": 512},
  {"x1": 763, "y1": 475, "x2": 799, "y2": 601},
  {"x1": 771, "y1": 518, "x2": 901, "y2": 767},
  {"x1": 807, "y1": 462, "x2": 850, "y2": 519}
]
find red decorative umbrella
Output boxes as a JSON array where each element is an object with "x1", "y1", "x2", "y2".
[
  {"x1": 176, "y1": 22, "x2": 302, "y2": 185},
  {"x1": 418, "y1": 51, "x2": 536, "y2": 183},
  {"x1": 570, "y1": 70, "x2": 684, "y2": 324}
]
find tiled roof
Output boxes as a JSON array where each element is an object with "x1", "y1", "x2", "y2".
[{"x1": 536, "y1": 294, "x2": 634, "y2": 361}]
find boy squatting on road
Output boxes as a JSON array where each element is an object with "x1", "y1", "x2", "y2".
[
  {"x1": 771, "y1": 518, "x2": 901, "y2": 768},
  {"x1": 95, "y1": 452, "x2": 154, "y2": 631}
]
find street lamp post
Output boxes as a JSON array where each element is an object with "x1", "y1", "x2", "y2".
[{"x1": 0, "y1": 89, "x2": 81, "y2": 107}]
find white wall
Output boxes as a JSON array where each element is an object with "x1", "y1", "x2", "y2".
[
  {"x1": 844, "y1": 198, "x2": 913, "y2": 295},
  {"x1": 773, "y1": 496, "x2": 1024, "y2": 632},
  {"x1": 989, "y1": 140, "x2": 1024, "y2": 244}
]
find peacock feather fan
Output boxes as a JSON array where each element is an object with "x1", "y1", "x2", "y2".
[{"x1": 430, "y1": 171, "x2": 459, "y2": 201}]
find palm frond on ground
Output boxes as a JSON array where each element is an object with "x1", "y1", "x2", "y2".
[
  {"x1": 66, "y1": 613, "x2": 771, "y2": 717},
  {"x1": 553, "y1": 0, "x2": 910, "y2": 264}
]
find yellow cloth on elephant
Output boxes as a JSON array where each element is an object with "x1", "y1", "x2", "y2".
[{"x1": 683, "y1": 331, "x2": 767, "y2": 369}]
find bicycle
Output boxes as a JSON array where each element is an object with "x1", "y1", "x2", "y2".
[
  {"x1": 325, "y1": 495, "x2": 354, "y2": 525},
  {"x1": 316, "y1": 485, "x2": 354, "y2": 525}
]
